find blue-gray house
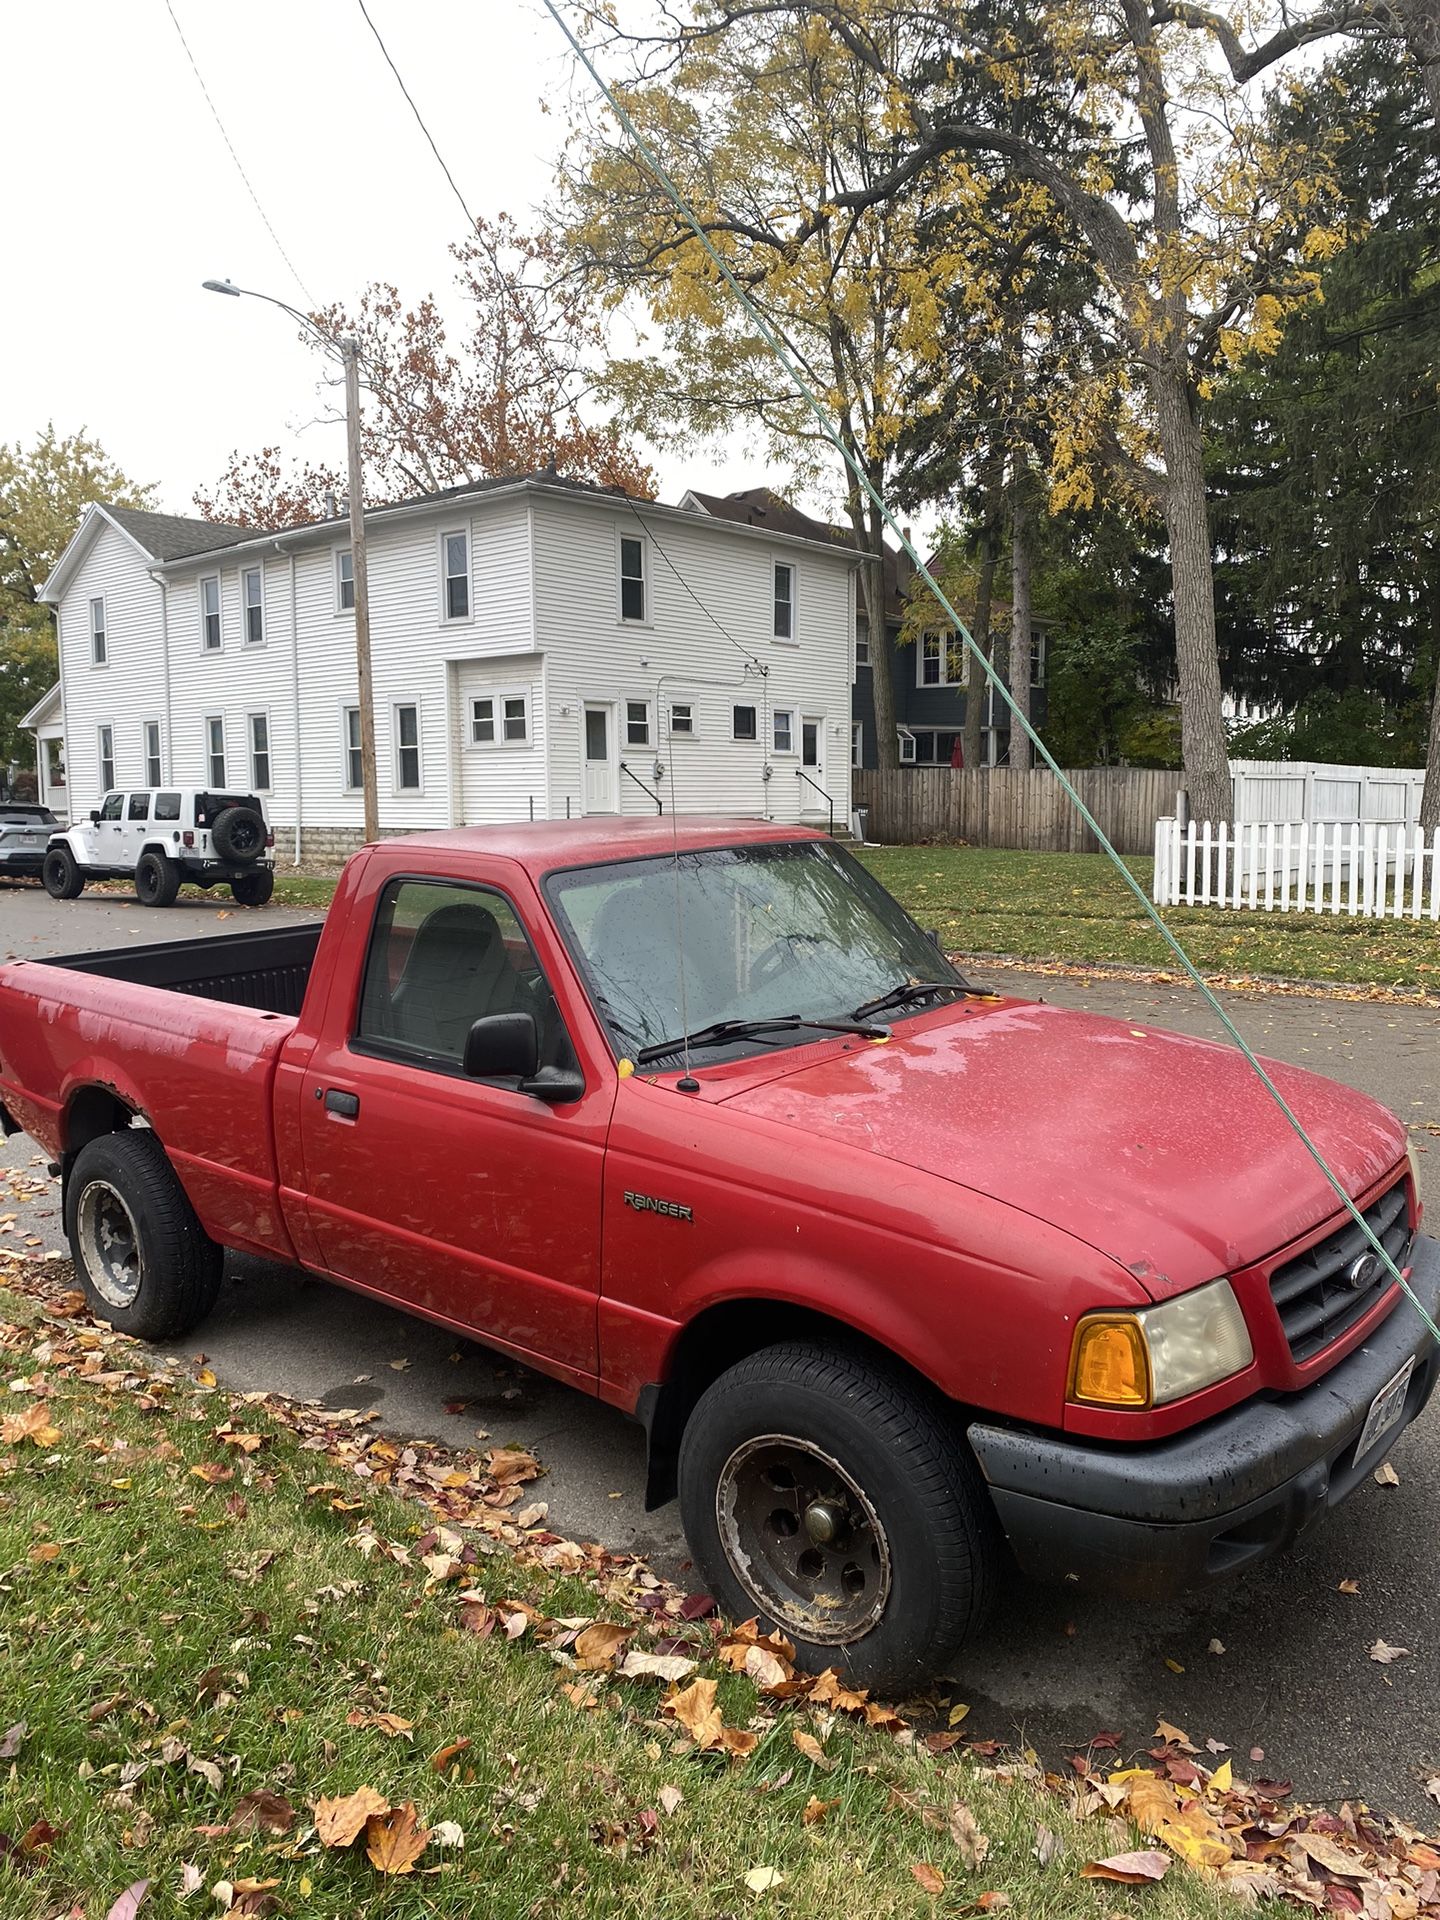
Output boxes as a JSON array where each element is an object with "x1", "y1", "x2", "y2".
[{"x1": 681, "y1": 487, "x2": 1047, "y2": 768}]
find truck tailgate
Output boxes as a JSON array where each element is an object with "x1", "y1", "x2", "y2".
[{"x1": 0, "y1": 961, "x2": 299, "y2": 1266}]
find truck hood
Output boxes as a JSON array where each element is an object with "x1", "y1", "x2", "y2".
[{"x1": 717, "y1": 999, "x2": 1407, "y2": 1294}]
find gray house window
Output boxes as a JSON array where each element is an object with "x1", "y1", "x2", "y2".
[
  {"x1": 97, "y1": 723, "x2": 115, "y2": 792},
  {"x1": 205, "y1": 715, "x2": 227, "y2": 786},
  {"x1": 619, "y1": 536, "x2": 646, "y2": 621},
  {"x1": 443, "y1": 531, "x2": 470, "y2": 620},
  {"x1": 394, "y1": 703, "x2": 421, "y2": 790},
  {"x1": 773, "y1": 563, "x2": 794, "y2": 640},
  {"x1": 343, "y1": 707, "x2": 363, "y2": 789},
  {"x1": 249, "y1": 712, "x2": 271, "y2": 790},
  {"x1": 242, "y1": 567, "x2": 265, "y2": 645},
  {"x1": 626, "y1": 700, "x2": 650, "y2": 747},
  {"x1": 90, "y1": 596, "x2": 107, "y2": 666},
  {"x1": 200, "y1": 575, "x2": 222, "y2": 650},
  {"x1": 143, "y1": 721, "x2": 162, "y2": 787},
  {"x1": 336, "y1": 550, "x2": 355, "y2": 612},
  {"x1": 733, "y1": 705, "x2": 757, "y2": 741}
]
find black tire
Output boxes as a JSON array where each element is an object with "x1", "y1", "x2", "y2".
[
  {"x1": 210, "y1": 805, "x2": 265, "y2": 864},
  {"x1": 64, "y1": 1130, "x2": 223, "y2": 1340},
  {"x1": 678, "y1": 1342, "x2": 998, "y2": 1694},
  {"x1": 42, "y1": 845, "x2": 84, "y2": 899},
  {"x1": 231, "y1": 868, "x2": 274, "y2": 908},
  {"x1": 135, "y1": 850, "x2": 180, "y2": 908}
]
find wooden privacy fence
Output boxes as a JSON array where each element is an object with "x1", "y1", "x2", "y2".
[
  {"x1": 853, "y1": 766, "x2": 1178, "y2": 854},
  {"x1": 1154, "y1": 817, "x2": 1440, "y2": 920}
]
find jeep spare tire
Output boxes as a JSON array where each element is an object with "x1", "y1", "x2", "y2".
[{"x1": 210, "y1": 805, "x2": 265, "y2": 863}]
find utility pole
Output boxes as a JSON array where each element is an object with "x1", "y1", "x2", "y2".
[{"x1": 342, "y1": 338, "x2": 379, "y2": 842}]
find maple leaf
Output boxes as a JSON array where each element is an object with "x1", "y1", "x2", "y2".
[
  {"x1": 911, "y1": 1862, "x2": 946, "y2": 1893},
  {"x1": 666, "y1": 1676, "x2": 725, "y2": 1751},
  {"x1": 365, "y1": 1801, "x2": 430, "y2": 1875},
  {"x1": 801, "y1": 1794, "x2": 838, "y2": 1825},
  {"x1": 573, "y1": 1620, "x2": 633, "y2": 1668},
  {"x1": 312, "y1": 1786, "x2": 388, "y2": 1848},
  {"x1": 1082, "y1": 1849, "x2": 1172, "y2": 1883},
  {"x1": 0, "y1": 1401, "x2": 60, "y2": 1447}
]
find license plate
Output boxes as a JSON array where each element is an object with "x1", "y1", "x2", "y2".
[{"x1": 1356, "y1": 1356, "x2": 1415, "y2": 1461}]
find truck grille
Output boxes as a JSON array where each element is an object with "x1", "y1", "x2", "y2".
[{"x1": 1268, "y1": 1177, "x2": 1412, "y2": 1364}]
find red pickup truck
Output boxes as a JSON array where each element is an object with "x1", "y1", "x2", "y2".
[{"x1": 1, "y1": 820, "x2": 1435, "y2": 1688}]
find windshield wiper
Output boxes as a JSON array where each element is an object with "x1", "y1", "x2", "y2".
[
  {"x1": 849, "y1": 979, "x2": 975, "y2": 1022},
  {"x1": 634, "y1": 1014, "x2": 890, "y2": 1066}
]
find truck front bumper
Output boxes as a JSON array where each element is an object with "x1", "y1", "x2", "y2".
[{"x1": 968, "y1": 1233, "x2": 1440, "y2": 1600}]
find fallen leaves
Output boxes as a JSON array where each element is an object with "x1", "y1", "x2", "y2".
[
  {"x1": 1374, "y1": 1461, "x2": 1402, "y2": 1488},
  {"x1": 102, "y1": 1885, "x2": 150, "y2": 1920},
  {"x1": 0, "y1": 1399, "x2": 60, "y2": 1447},
  {"x1": 364, "y1": 1800, "x2": 430, "y2": 1875},
  {"x1": 1370, "y1": 1639, "x2": 1410, "y2": 1664},
  {"x1": 312, "y1": 1786, "x2": 389, "y2": 1848},
  {"x1": 1083, "y1": 1848, "x2": 1172, "y2": 1884},
  {"x1": 911, "y1": 1861, "x2": 947, "y2": 1893},
  {"x1": 743, "y1": 1865, "x2": 785, "y2": 1894}
]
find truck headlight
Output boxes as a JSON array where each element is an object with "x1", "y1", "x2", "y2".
[{"x1": 1070, "y1": 1279, "x2": 1253, "y2": 1409}]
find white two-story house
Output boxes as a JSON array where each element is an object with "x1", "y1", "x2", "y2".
[{"x1": 36, "y1": 470, "x2": 858, "y2": 860}]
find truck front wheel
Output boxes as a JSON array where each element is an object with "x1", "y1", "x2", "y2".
[
  {"x1": 678, "y1": 1342, "x2": 998, "y2": 1695},
  {"x1": 65, "y1": 1130, "x2": 223, "y2": 1339},
  {"x1": 42, "y1": 846, "x2": 84, "y2": 899}
]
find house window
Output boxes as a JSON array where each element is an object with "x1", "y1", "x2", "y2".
[
  {"x1": 90, "y1": 596, "x2": 107, "y2": 666},
  {"x1": 1030, "y1": 628, "x2": 1047, "y2": 687},
  {"x1": 920, "y1": 631, "x2": 947, "y2": 685},
  {"x1": 851, "y1": 722, "x2": 864, "y2": 768},
  {"x1": 898, "y1": 728, "x2": 916, "y2": 764},
  {"x1": 733, "y1": 705, "x2": 757, "y2": 742},
  {"x1": 242, "y1": 567, "x2": 264, "y2": 645},
  {"x1": 773, "y1": 562, "x2": 795, "y2": 641},
  {"x1": 200, "y1": 575, "x2": 222, "y2": 650},
  {"x1": 143, "y1": 721, "x2": 162, "y2": 788},
  {"x1": 394, "y1": 703, "x2": 421, "y2": 790},
  {"x1": 669, "y1": 702, "x2": 694, "y2": 736},
  {"x1": 336, "y1": 550, "x2": 355, "y2": 612},
  {"x1": 442, "y1": 530, "x2": 470, "y2": 620},
  {"x1": 619, "y1": 535, "x2": 646, "y2": 621},
  {"x1": 343, "y1": 707, "x2": 363, "y2": 790},
  {"x1": 772, "y1": 708, "x2": 794, "y2": 753},
  {"x1": 249, "y1": 712, "x2": 271, "y2": 790},
  {"x1": 626, "y1": 700, "x2": 650, "y2": 747},
  {"x1": 471, "y1": 692, "x2": 530, "y2": 746},
  {"x1": 205, "y1": 715, "x2": 226, "y2": 786},
  {"x1": 97, "y1": 724, "x2": 115, "y2": 792},
  {"x1": 855, "y1": 625, "x2": 870, "y2": 669}
]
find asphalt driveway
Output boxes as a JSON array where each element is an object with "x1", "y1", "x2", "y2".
[{"x1": 3, "y1": 878, "x2": 1439, "y2": 1817}]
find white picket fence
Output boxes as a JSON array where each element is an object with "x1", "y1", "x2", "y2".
[{"x1": 1153, "y1": 817, "x2": 1440, "y2": 919}]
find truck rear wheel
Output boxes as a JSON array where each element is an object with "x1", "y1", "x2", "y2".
[
  {"x1": 677, "y1": 1342, "x2": 997, "y2": 1694},
  {"x1": 135, "y1": 851, "x2": 180, "y2": 908},
  {"x1": 42, "y1": 846, "x2": 84, "y2": 899},
  {"x1": 65, "y1": 1130, "x2": 223, "y2": 1340},
  {"x1": 231, "y1": 869, "x2": 274, "y2": 908}
]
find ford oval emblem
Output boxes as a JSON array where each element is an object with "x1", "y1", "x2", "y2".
[{"x1": 1345, "y1": 1252, "x2": 1382, "y2": 1292}]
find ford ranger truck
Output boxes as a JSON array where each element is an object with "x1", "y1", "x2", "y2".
[{"x1": 0, "y1": 819, "x2": 1434, "y2": 1692}]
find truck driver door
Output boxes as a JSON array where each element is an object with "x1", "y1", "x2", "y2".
[{"x1": 297, "y1": 876, "x2": 608, "y2": 1383}]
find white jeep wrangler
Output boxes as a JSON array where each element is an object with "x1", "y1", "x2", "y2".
[{"x1": 42, "y1": 788, "x2": 276, "y2": 908}]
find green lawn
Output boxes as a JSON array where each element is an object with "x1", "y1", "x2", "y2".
[
  {"x1": 858, "y1": 846, "x2": 1440, "y2": 994},
  {"x1": 0, "y1": 1261, "x2": 1247, "y2": 1920}
]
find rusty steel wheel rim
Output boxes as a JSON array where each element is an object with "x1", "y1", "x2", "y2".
[
  {"x1": 76, "y1": 1179, "x2": 144, "y2": 1310},
  {"x1": 715, "y1": 1433, "x2": 892, "y2": 1643}
]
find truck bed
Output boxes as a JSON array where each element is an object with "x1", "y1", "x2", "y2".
[{"x1": 39, "y1": 922, "x2": 324, "y2": 1017}]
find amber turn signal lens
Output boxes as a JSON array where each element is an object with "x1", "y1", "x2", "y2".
[{"x1": 1069, "y1": 1315, "x2": 1151, "y2": 1408}]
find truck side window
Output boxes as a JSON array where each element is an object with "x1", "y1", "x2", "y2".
[
  {"x1": 98, "y1": 793, "x2": 123, "y2": 822},
  {"x1": 354, "y1": 878, "x2": 572, "y2": 1078},
  {"x1": 127, "y1": 793, "x2": 151, "y2": 821},
  {"x1": 155, "y1": 792, "x2": 181, "y2": 822}
]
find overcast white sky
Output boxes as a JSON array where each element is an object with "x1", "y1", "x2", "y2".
[{"x1": 1, "y1": 0, "x2": 779, "y2": 517}]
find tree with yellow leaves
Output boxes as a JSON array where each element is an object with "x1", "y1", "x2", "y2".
[{"x1": 564, "y1": 0, "x2": 1364, "y2": 818}]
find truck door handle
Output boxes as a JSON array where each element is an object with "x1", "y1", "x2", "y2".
[{"x1": 324, "y1": 1089, "x2": 360, "y2": 1119}]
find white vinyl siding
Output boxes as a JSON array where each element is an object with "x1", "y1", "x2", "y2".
[
  {"x1": 242, "y1": 567, "x2": 265, "y2": 645},
  {"x1": 90, "y1": 596, "x2": 107, "y2": 666},
  {"x1": 200, "y1": 575, "x2": 222, "y2": 651}
]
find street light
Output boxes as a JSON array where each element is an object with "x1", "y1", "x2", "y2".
[{"x1": 202, "y1": 278, "x2": 379, "y2": 843}]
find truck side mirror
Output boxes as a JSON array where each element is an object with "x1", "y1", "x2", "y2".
[
  {"x1": 463, "y1": 1010, "x2": 539, "y2": 1081},
  {"x1": 89, "y1": 810, "x2": 101, "y2": 824},
  {"x1": 926, "y1": 927, "x2": 941, "y2": 947}
]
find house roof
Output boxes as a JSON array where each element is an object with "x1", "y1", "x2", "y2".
[
  {"x1": 19, "y1": 682, "x2": 62, "y2": 731},
  {"x1": 102, "y1": 505, "x2": 251, "y2": 562},
  {"x1": 682, "y1": 487, "x2": 911, "y2": 621}
]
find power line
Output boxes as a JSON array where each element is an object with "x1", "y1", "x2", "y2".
[
  {"x1": 161, "y1": 0, "x2": 317, "y2": 309},
  {"x1": 354, "y1": 0, "x2": 478, "y2": 235},
  {"x1": 624, "y1": 497, "x2": 768, "y2": 676}
]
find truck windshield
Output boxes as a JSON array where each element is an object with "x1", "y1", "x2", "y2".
[{"x1": 546, "y1": 840, "x2": 966, "y2": 1064}]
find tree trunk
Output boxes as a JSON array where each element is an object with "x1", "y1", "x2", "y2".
[
  {"x1": 1421, "y1": 660, "x2": 1440, "y2": 831},
  {"x1": 1008, "y1": 479, "x2": 1033, "y2": 772},
  {"x1": 964, "y1": 443, "x2": 1004, "y2": 773},
  {"x1": 1151, "y1": 364, "x2": 1232, "y2": 825}
]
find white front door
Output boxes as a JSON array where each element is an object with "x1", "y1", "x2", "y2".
[
  {"x1": 582, "y1": 703, "x2": 618, "y2": 814},
  {"x1": 799, "y1": 714, "x2": 828, "y2": 819}
]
